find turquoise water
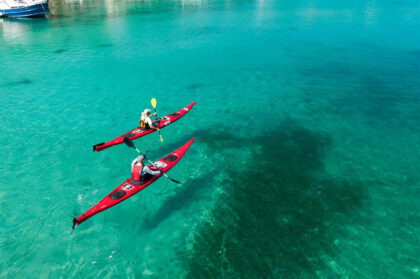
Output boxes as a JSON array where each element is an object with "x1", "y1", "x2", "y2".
[{"x1": 1, "y1": 0, "x2": 420, "y2": 277}]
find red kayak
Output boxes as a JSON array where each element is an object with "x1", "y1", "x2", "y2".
[
  {"x1": 93, "y1": 101, "x2": 196, "y2": 152},
  {"x1": 74, "y1": 138, "x2": 195, "y2": 227}
]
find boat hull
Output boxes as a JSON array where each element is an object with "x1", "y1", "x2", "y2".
[
  {"x1": 93, "y1": 101, "x2": 197, "y2": 152},
  {"x1": 0, "y1": 2, "x2": 48, "y2": 18},
  {"x1": 74, "y1": 137, "x2": 196, "y2": 226}
]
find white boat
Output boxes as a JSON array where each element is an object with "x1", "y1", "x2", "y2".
[{"x1": 0, "y1": 0, "x2": 48, "y2": 18}]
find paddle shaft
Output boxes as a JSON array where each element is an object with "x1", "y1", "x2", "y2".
[
  {"x1": 151, "y1": 99, "x2": 163, "y2": 142},
  {"x1": 154, "y1": 111, "x2": 163, "y2": 142}
]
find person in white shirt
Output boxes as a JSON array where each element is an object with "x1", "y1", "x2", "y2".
[
  {"x1": 131, "y1": 155, "x2": 161, "y2": 185},
  {"x1": 139, "y1": 109, "x2": 160, "y2": 131}
]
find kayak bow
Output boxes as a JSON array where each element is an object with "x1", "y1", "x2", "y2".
[
  {"x1": 93, "y1": 101, "x2": 196, "y2": 152},
  {"x1": 73, "y1": 137, "x2": 195, "y2": 228}
]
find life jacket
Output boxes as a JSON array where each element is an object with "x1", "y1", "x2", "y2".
[
  {"x1": 139, "y1": 119, "x2": 146, "y2": 128},
  {"x1": 139, "y1": 114, "x2": 150, "y2": 129},
  {"x1": 131, "y1": 164, "x2": 143, "y2": 181}
]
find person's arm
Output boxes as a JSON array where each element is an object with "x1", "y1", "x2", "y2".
[
  {"x1": 144, "y1": 166, "x2": 161, "y2": 176},
  {"x1": 147, "y1": 118, "x2": 160, "y2": 130},
  {"x1": 131, "y1": 159, "x2": 137, "y2": 172}
]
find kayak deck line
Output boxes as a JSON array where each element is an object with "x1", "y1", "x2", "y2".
[
  {"x1": 92, "y1": 101, "x2": 196, "y2": 152},
  {"x1": 73, "y1": 137, "x2": 195, "y2": 228}
]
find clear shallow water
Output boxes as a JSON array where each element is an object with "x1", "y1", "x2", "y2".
[{"x1": 1, "y1": 0, "x2": 420, "y2": 278}]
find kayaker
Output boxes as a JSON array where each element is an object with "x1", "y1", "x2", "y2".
[
  {"x1": 139, "y1": 109, "x2": 160, "y2": 130},
  {"x1": 131, "y1": 155, "x2": 161, "y2": 185}
]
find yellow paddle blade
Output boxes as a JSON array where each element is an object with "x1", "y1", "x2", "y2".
[
  {"x1": 160, "y1": 134, "x2": 163, "y2": 142},
  {"x1": 151, "y1": 98, "x2": 157, "y2": 109}
]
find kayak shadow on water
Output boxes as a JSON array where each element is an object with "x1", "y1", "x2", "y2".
[
  {"x1": 157, "y1": 127, "x2": 214, "y2": 152},
  {"x1": 140, "y1": 171, "x2": 217, "y2": 231},
  {"x1": 137, "y1": 129, "x2": 238, "y2": 231},
  {"x1": 175, "y1": 120, "x2": 368, "y2": 279},
  {"x1": 0, "y1": 78, "x2": 32, "y2": 87},
  {"x1": 155, "y1": 127, "x2": 241, "y2": 157}
]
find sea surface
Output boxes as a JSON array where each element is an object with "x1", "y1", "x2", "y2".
[{"x1": 1, "y1": 0, "x2": 419, "y2": 278}]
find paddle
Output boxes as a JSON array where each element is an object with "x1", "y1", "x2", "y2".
[
  {"x1": 151, "y1": 98, "x2": 164, "y2": 143},
  {"x1": 123, "y1": 135, "x2": 181, "y2": 184}
]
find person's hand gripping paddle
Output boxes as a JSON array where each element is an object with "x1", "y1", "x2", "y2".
[{"x1": 151, "y1": 98, "x2": 163, "y2": 142}]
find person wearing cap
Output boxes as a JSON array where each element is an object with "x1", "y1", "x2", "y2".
[
  {"x1": 139, "y1": 109, "x2": 160, "y2": 131},
  {"x1": 131, "y1": 155, "x2": 161, "y2": 185}
]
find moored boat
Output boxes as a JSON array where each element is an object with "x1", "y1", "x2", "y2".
[{"x1": 0, "y1": 0, "x2": 48, "y2": 18}]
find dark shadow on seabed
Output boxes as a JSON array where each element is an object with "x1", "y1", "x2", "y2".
[
  {"x1": 140, "y1": 171, "x2": 217, "y2": 230},
  {"x1": 177, "y1": 120, "x2": 368, "y2": 279},
  {"x1": 138, "y1": 129, "x2": 241, "y2": 230}
]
